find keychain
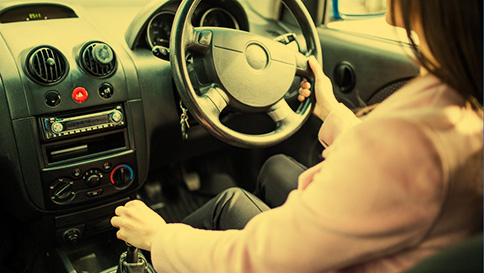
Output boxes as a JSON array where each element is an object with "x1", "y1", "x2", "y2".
[{"x1": 179, "y1": 100, "x2": 190, "y2": 140}]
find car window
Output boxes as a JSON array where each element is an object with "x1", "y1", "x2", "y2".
[
  {"x1": 242, "y1": 0, "x2": 282, "y2": 19},
  {"x1": 325, "y1": 0, "x2": 410, "y2": 44}
]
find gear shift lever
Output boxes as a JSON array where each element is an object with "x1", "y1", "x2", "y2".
[
  {"x1": 126, "y1": 243, "x2": 138, "y2": 264},
  {"x1": 116, "y1": 243, "x2": 153, "y2": 273}
]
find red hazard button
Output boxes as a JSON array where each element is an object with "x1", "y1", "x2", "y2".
[{"x1": 72, "y1": 87, "x2": 88, "y2": 103}]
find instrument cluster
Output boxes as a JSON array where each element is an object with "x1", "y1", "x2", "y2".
[{"x1": 145, "y1": 0, "x2": 248, "y2": 49}]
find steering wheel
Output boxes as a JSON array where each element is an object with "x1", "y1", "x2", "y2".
[{"x1": 170, "y1": 0, "x2": 322, "y2": 148}]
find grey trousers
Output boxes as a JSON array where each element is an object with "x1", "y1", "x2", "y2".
[{"x1": 182, "y1": 154, "x2": 306, "y2": 230}]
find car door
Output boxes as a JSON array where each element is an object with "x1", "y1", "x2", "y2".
[{"x1": 270, "y1": 0, "x2": 419, "y2": 167}]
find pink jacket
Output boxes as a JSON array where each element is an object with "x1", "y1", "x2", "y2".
[{"x1": 151, "y1": 74, "x2": 483, "y2": 273}]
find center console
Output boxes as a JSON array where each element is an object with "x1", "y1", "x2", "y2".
[
  {"x1": 40, "y1": 104, "x2": 137, "y2": 209},
  {"x1": 0, "y1": 2, "x2": 148, "y2": 249}
]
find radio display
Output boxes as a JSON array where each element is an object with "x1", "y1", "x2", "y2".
[{"x1": 64, "y1": 115, "x2": 110, "y2": 131}]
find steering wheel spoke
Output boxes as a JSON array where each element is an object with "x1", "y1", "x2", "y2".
[
  {"x1": 185, "y1": 27, "x2": 214, "y2": 55},
  {"x1": 294, "y1": 52, "x2": 313, "y2": 80},
  {"x1": 198, "y1": 85, "x2": 229, "y2": 118},
  {"x1": 268, "y1": 99, "x2": 298, "y2": 127}
]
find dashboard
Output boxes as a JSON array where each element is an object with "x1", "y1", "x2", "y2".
[{"x1": 0, "y1": 0, "x2": 295, "y2": 247}]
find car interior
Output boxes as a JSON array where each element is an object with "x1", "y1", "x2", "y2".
[{"x1": 0, "y1": 0, "x2": 480, "y2": 272}]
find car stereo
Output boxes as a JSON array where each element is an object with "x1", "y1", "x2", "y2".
[{"x1": 40, "y1": 105, "x2": 125, "y2": 140}]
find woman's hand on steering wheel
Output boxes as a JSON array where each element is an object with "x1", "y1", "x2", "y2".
[{"x1": 298, "y1": 56, "x2": 338, "y2": 121}]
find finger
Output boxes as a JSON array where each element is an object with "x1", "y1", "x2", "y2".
[
  {"x1": 298, "y1": 94, "x2": 306, "y2": 102},
  {"x1": 299, "y1": 88, "x2": 311, "y2": 98},
  {"x1": 115, "y1": 206, "x2": 126, "y2": 216},
  {"x1": 126, "y1": 199, "x2": 145, "y2": 208},
  {"x1": 300, "y1": 80, "x2": 311, "y2": 90},
  {"x1": 111, "y1": 216, "x2": 121, "y2": 228},
  {"x1": 116, "y1": 229, "x2": 125, "y2": 241},
  {"x1": 308, "y1": 56, "x2": 324, "y2": 81}
]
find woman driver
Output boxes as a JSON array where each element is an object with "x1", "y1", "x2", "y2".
[{"x1": 111, "y1": 0, "x2": 483, "y2": 272}]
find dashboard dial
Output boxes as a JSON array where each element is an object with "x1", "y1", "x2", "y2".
[
  {"x1": 146, "y1": 11, "x2": 175, "y2": 48},
  {"x1": 200, "y1": 8, "x2": 239, "y2": 29}
]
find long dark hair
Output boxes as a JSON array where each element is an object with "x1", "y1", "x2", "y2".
[{"x1": 389, "y1": 0, "x2": 483, "y2": 111}]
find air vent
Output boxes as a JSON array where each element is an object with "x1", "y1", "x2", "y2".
[
  {"x1": 27, "y1": 46, "x2": 68, "y2": 85},
  {"x1": 80, "y1": 42, "x2": 116, "y2": 77}
]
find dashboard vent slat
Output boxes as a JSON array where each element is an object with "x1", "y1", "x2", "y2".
[
  {"x1": 27, "y1": 46, "x2": 67, "y2": 85},
  {"x1": 80, "y1": 42, "x2": 116, "y2": 78}
]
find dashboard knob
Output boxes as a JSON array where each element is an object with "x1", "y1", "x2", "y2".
[
  {"x1": 64, "y1": 229, "x2": 81, "y2": 246},
  {"x1": 50, "y1": 178, "x2": 75, "y2": 203},
  {"x1": 110, "y1": 164, "x2": 134, "y2": 188},
  {"x1": 152, "y1": 45, "x2": 170, "y2": 60},
  {"x1": 51, "y1": 121, "x2": 64, "y2": 134},
  {"x1": 110, "y1": 110, "x2": 123, "y2": 124},
  {"x1": 92, "y1": 43, "x2": 114, "y2": 65},
  {"x1": 83, "y1": 169, "x2": 103, "y2": 188},
  {"x1": 85, "y1": 174, "x2": 101, "y2": 187}
]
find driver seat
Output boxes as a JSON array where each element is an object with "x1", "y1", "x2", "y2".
[{"x1": 403, "y1": 233, "x2": 483, "y2": 273}]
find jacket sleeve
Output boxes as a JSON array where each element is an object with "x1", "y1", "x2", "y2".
[
  {"x1": 318, "y1": 103, "x2": 362, "y2": 148},
  {"x1": 150, "y1": 117, "x2": 444, "y2": 273}
]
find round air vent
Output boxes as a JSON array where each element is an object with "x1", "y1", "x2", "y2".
[
  {"x1": 27, "y1": 46, "x2": 68, "y2": 85},
  {"x1": 80, "y1": 42, "x2": 116, "y2": 77}
]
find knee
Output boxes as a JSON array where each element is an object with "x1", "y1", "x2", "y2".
[
  {"x1": 219, "y1": 187, "x2": 246, "y2": 201},
  {"x1": 222, "y1": 187, "x2": 242, "y2": 195},
  {"x1": 261, "y1": 154, "x2": 288, "y2": 172},
  {"x1": 257, "y1": 154, "x2": 305, "y2": 192},
  {"x1": 259, "y1": 154, "x2": 292, "y2": 179}
]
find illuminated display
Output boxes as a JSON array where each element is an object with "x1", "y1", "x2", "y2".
[
  {"x1": 28, "y1": 13, "x2": 43, "y2": 20},
  {"x1": 0, "y1": 4, "x2": 77, "y2": 23}
]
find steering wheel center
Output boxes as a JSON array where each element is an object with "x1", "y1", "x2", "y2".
[{"x1": 245, "y1": 43, "x2": 269, "y2": 71}]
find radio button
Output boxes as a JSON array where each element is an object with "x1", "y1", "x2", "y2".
[{"x1": 51, "y1": 122, "x2": 64, "y2": 134}]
